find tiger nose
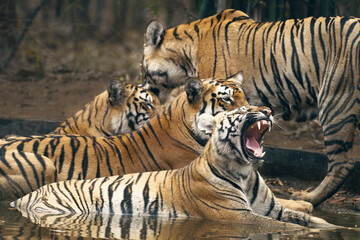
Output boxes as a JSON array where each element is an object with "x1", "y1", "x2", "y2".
[{"x1": 259, "y1": 108, "x2": 272, "y2": 116}]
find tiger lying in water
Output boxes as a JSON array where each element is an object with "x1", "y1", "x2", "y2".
[
  {"x1": 10, "y1": 106, "x2": 336, "y2": 229},
  {"x1": 52, "y1": 81, "x2": 161, "y2": 136},
  {"x1": 0, "y1": 74, "x2": 248, "y2": 201}
]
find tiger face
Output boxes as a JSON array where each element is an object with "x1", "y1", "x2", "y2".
[
  {"x1": 142, "y1": 20, "x2": 195, "y2": 103},
  {"x1": 53, "y1": 81, "x2": 161, "y2": 137},
  {"x1": 105, "y1": 82, "x2": 161, "y2": 135},
  {"x1": 111, "y1": 83, "x2": 161, "y2": 134},
  {"x1": 186, "y1": 73, "x2": 249, "y2": 144},
  {"x1": 213, "y1": 106, "x2": 273, "y2": 164}
]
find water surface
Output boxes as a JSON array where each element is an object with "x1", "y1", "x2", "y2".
[{"x1": 1, "y1": 203, "x2": 359, "y2": 239}]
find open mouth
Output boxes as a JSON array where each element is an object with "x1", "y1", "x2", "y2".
[{"x1": 242, "y1": 119, "x2": 271, "y2": 160}]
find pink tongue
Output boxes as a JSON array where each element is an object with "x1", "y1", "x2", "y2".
[{"x1": 246, "y1": 137, "x2": 262, "y2": 156}]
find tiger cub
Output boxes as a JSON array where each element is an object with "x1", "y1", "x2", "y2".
[
  {"x1": 11, "y1": 106, "x2": 336, "y2": 229},
  {"x1": 53, "y1": 81, "x2": 161, "y2": 136},
  {"x1": 0, "y1": 74, "x2": 247, "y2": 201}
]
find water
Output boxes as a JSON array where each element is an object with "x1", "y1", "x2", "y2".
[{"x1": 0, "y1": 202, "x2": 360, "y2": 239}]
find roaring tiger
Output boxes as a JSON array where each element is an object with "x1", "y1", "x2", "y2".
[
  {"x1": 0, "y1": 74, "x2": 248, "y2": 201},
  {"x1": 52, "y1": 81, "x2": 160, "y2": 136},
  {"x1": 141, "y1": 9, "x2": 360, "y2": 206},
  {"x1": 11, "y1": 106, "x2": 337, "y2": 229}
]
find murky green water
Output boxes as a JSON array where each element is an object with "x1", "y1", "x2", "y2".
[{"x1": 1, "y1": 202, "x2": 360, "y2": 239}]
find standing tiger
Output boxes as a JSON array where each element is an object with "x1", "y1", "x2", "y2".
[
  {"x1": 0, "y1": 75, "x2": 248, "y2": 201},
  {"x1": 53, "y1": 81, "x2": 161, "y2": 136},
  {"x1": 141, "y1": 9, "x2": 360, "y2": 206},
  {"x1": 11, "y1": 106, "x2": 337, "y2": 229}
]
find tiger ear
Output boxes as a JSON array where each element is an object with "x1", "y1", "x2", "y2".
[
  {"x1": 185, "y1": 77, "x2": 204, "y2": 103},
  {"x1": 232, "y1": 71, "x2": 244, "y2": 86},
  {"x1": 145, "y1": 20, "x2": 165, "y2": 48},
  {"x1": 107, "y1": 80, "x2": 126, "y2": 106}
]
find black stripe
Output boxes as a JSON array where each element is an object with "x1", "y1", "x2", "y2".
[
  {"x1": 102, "y1": 138, "x2": 118, "y2": 175},
  {"x1": 136, "y1": 131, "x2": 162, "y2": 170},
  {"x1": 264, "y1": 195, "x2": 275, "y2": 216},
  {"x1": 120, "y1": 182, "x2": 133, "y2": 214},
  {"x1": 145, "y1": 122, "x2": 163, "y2": 148},
  {"x1": 58, "y1": 145, "x2": 65, "y2": 173},
  {"x1": 276, "y1": 207, "x2": 284, "y2": 220},
  {"x1": 68, "y1": 137, "x2": 80, "y2": 180},
  {"x1": 310, "y1": 18, "x2": 320, "y2": 81},
  {"x1": 258, "y1": 65, "x2": 274, "y2": 96},
  {"x1": 212, "y1": 27, "x2": 217, "y2": 77},
  {"x1": 0, "y1": 148, "x2": 11, "y2": 169},
  {"x1": 0, "y1": 162, "x2": 27, "y2": 196},
  {"x1": 143, "y1": 175, "x2": 151, "y2": 210},
  {"x1": 148, "y1": 194, "x2": 159, "y2": 215},
  {"x1": 207, "y1": 162, "x2": 244, "y2": 193},
  {"x1": 32, "y1": 140, "x2": 39, "y2": 153},
  {"x1": 194, "y1": 24, "x2": 200, "y2": 39},
  {"x1": 184, "y1": 30, "x2": 193, "y2": 42},
  {"x1": 253, "y1": 79, "x2": 273, "y2": 111},
  {"x1": 290, "y1": 30, "x2": 304, "y2": 88},
  {"x1": 63, "y1": 179, "x2": 83, "y2": 211},
  {"x1": 250, "y1": 171, "x2": 260, "y2": 205},
  {"x1": 128, "y1": 133, "x2": 149, "y2": 170},
  {"x1": 117, "y1": 135, "x2": 134, "y2": 164},
  {"x1": 222, "y1": 47, "x2": 228, "y2": 77},
  {"x1": 18, "y1": 151, "x2": 42, "y2": 189},
  {"x1": 173, "y1": 27, "x2": 182, "y2": 40},
  {"x1": 73, "y1": 180, "x2": 88, "y2": 213}
]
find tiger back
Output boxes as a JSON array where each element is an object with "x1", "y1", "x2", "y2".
[
  {"x1": 11, "y1": 106, "x2": 337, "y2": 229},
  {"x1": 141, "y1": 9, "x2": 360, "y2": 206},
  {"x1": 53, "y1": 81, "x2": 161, "y2": 136},
  {"x1": 0, "y1": 74, "x2": 248, "y2": 201}
]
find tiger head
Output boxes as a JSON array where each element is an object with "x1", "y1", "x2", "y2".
[
  {"x1": 106, "y1": 81, "x2": 161, "y2": 135},
  {"x1": 212, "y1": 106, "x2": 273, "y2": 165},
  {"x1": 178, "y1": 73, "x2": 249, "y2": 145},
  {"x1": 141, "y1": 20, "x2": 195, "y2": 103}
]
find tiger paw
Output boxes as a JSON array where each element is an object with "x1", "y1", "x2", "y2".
[
  {"x1": 291, "y1": 190, "x2": 314, "y2": 203},
  {"x1": 277, "y1": 198, "x2": 313, "y2": 213}
]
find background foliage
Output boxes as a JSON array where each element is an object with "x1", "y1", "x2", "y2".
[{"x1": 1, "y1": 0, "x2": 360, "y2": 76}]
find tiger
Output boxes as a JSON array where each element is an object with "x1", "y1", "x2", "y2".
[
  {"x1": 141, "y1": 9, "x2": 360, "y2": 206},
  {"x1": 52, "y1": 81, "x2": 161, "y2": 136},
  {"x1": 10, "y1": 106, "x2": 338, "y2": 230},
  {"x1": 0, "y1": 74, "x2": 248, "y2": 201}
]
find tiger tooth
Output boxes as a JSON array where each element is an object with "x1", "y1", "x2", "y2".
[
  {"x1": 261, "y1": 152, "x2": 266, "y2": 158},
  {"x1": 257, "y1": 121, "x2": 261, "y2": 130}
]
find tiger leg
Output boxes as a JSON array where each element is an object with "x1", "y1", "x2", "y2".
[
  {"x1": 276, "y1": 198, "x2": 313, "y2": 213},
  {"x1": 0, "y1": 150, "x2": 56, "y2": 201},
  {"x1": 239, "y1": 209, "x2": 333, "y2": 229},
  {"x1": 292, "y1": 107, "x2": 358, "y2": 206},
  {"x1": 279, "y1": 207, "x2": 336, "y2": 228}
]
